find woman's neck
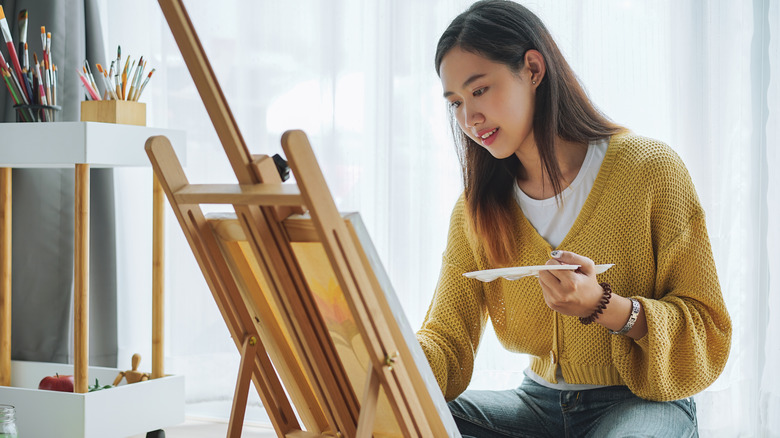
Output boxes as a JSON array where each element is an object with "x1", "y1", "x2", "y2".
[{"x1": 515, "y1": 137, "x2": 588, "y2": 200}]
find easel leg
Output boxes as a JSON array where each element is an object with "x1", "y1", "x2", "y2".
[
  {"x1": 228, "y1": 335, "x2": 258, "y2": 438},
  {"x1": 356, "y1": 365, "x2": 381, "y2": 438},
  {"x1": 74, "y1": 163, "x2": 90, "y2": 394},
  {"x1": 0, "y1": 168, "x2": 11, "y2": 387}
]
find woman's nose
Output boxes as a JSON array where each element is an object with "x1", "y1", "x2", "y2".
[{"x1": 464, "y1": 104, "x2": 484, "y2": 128}]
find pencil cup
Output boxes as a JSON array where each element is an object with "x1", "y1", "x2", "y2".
[
  {"x1": 14, "y1": 104, "x2": 61, "y2": 123},
  {"x1": 80, "y1": 100, "x2": 146, "y2": 126}
]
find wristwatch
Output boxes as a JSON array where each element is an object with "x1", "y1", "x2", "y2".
[{"x1": 609, "y1": 298, "x2": 640, "y2": 335}]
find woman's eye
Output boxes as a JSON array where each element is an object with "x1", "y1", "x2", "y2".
[
  {"x1": 449, "y1": 100, "x2": 462, "y2": 108},
  {"x1": 473, "y1": 87, "x2": 487, "y2": 97}
]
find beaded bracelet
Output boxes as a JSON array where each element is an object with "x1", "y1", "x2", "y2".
[{"x1": 578, "y1": 282, "x2": 612, "y2": 325}]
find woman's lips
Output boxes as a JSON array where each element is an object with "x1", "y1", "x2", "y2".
[{"x1": 480, "y1": 127, "x2": 498, "y2": 146}]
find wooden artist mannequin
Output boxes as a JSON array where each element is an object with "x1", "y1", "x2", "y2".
[{"x1": 113, "y1": 353, "x2": 151, "y2": 385}]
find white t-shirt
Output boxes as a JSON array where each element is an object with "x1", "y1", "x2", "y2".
[
  {"x1": 513, "y1": 138, "x2": 608, "y2": 248},
  {"x1": 514, "y1": 137, "x2": 610, "y2": 391}
]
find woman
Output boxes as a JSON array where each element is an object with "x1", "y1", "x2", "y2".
[{"x1": 415, "y1": 1, "x2": 732, "y2": 436}]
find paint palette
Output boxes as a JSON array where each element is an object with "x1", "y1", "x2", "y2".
[{"x1": 463, "y1": 263, "x2": 614, "y2": 282}]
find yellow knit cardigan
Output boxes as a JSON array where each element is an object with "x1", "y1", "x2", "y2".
[{"x1": 416, "y1": 132, "x2": 732, "y2": 402}]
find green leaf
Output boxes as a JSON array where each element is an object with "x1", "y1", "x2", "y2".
[{"x1": 88, "y1": 378, "x2": 113, "y2": 392}]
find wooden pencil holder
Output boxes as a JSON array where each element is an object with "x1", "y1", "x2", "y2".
[{"x1": 80, "y1": 100, "x2": 146, "y2": 126}]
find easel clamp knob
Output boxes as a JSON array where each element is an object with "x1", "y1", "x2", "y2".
[{"x1": 384, "y1": 351, "x2": 399, "y2": 370}]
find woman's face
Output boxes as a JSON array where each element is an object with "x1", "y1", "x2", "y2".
[{"x1": 440, "y1": 47, "x2": 537, "y2": 159}]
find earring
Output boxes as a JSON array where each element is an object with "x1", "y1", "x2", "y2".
[{"x1": 532, "y1": 80, "x2": 536, "y2": 85}]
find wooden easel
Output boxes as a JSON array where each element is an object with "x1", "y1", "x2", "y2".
[{"x1": 149, "y1": 1, "x2": 459, "y2": 437}]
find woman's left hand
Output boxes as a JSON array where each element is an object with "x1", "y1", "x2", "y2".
[{"x1": 538, "y1": 250, "x2": 605, "y2": 318}]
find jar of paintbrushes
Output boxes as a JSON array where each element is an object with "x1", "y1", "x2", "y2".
[
  {"x1": 0, "y1": 7, "x2": 60, "y2": 122},
  {"x1": 79, "y1": 45, "x2": 155, "y2": 126}
]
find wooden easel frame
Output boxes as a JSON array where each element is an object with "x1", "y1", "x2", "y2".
[{"x1": 150, "y1": 1, "x2": 459, "y2": 437}]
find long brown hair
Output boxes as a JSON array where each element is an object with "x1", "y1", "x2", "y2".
[{"x1": 435, "y1": 0, "x2": 622, "y2": 267}]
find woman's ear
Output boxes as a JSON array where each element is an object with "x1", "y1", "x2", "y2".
[{"x1": 524, "y1": 49, "x2": 546, "y2": 87}]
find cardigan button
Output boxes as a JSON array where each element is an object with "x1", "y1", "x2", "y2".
[{"x1": 549, "y1": 350, "x2": 556, "y2": 364}]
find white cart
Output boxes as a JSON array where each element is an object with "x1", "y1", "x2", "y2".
[{"x1": 0, "y1": 122, "x2": 186, "y2": 437}]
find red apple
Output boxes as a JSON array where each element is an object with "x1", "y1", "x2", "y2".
[{"x1": 38, "y1": 373, "x2": 75, "y2": 392}]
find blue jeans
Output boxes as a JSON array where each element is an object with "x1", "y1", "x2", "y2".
[{"x1": 448, "y1": 377, "x2": 698, "y2": 437}]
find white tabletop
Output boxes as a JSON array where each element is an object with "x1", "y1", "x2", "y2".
[{"x1": 0, "y1": 122, "x2": 186, "y2": 168}]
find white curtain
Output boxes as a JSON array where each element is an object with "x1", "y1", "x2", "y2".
[
  {"x1": 762, "y1": 1, "x2": 780, "y2": 435},
  {"x1": 96, "y1": 0, "x2": 778, "y2": 434}
]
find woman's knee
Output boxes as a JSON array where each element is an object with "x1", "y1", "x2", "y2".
[{"x1": 588, "y1": 397, "x2": 698, "y2": 438}]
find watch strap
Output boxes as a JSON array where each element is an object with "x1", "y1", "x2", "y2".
[{"x1": 609, "y1": 298, "x2": 640, "y2": 335}]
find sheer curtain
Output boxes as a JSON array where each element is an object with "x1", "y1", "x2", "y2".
[
  {"x1": 761, "y1": 1, "x2": 779, "y2": 435},
  {"x1": 96, "y1": 0, "x2": 777, "y2": 434}
]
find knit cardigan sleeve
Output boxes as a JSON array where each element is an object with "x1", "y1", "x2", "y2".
[
  {"x1": 416, "y1": 195, "x2": 488, "y2": 401},
  {"x1": 610, "y1": 144, "x2": 732, "y2": 401}
]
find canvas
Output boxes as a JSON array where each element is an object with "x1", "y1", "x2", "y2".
[{"x1": 208, "y1": 211, "x2": 458, "y2": 437}]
